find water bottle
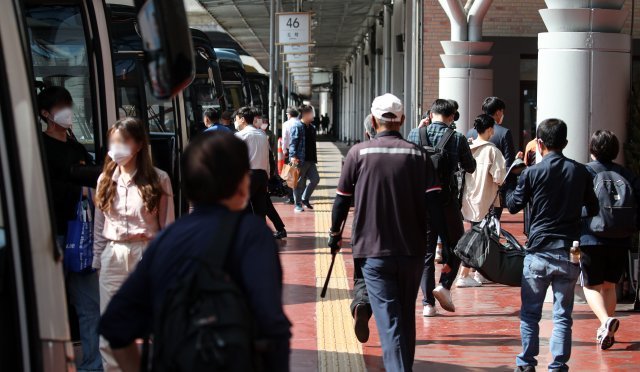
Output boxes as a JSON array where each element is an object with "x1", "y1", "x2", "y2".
[{"x1": 570, "y1": 241, "x2": 581, "y2": 264}]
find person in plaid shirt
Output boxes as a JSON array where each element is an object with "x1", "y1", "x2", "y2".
[{"x1": 408, "y1": 99, "x2": 476, "y2": 316}]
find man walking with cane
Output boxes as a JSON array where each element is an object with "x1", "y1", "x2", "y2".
[{"x1": 328, "y1": 94, "x2": 442, "y2": 372}]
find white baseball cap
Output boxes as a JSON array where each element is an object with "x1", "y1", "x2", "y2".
[{"x1": 371, "y1": 93, "x2": 404, "y2": 122}]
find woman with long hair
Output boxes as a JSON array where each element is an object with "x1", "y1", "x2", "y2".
[{"x1": 92, "y1": 117, "x2": 174, "y2": 371}]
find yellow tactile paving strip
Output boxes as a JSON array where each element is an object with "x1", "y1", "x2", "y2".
[{"x1": 314, "y1": 142, "x2": 366, "y2": 371}]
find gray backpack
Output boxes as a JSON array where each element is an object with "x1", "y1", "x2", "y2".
[{"x1": 587, "y1": 162, "x2": 637, "y2": 238}]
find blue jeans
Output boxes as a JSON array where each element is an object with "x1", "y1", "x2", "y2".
[
  {"x1": 362, "y1": 256, "x2": 422, "y2": 372},
  {"x1": 59, "y1": 236, "x2": 103, "y2": 371},
  {"x1": 517, "y1": 249, "x2": 581, "y2": 371},
  {"x1": 293, "y1": 162, "x2": 320, "y2": 205}
]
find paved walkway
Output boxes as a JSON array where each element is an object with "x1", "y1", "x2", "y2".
[{"x1": 273, "y1": 140, "x2": 640, "y2": 371}]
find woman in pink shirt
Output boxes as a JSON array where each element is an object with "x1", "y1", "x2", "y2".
[{"x1": 92, "y1": 117, "x2": 174, "y2": 371}]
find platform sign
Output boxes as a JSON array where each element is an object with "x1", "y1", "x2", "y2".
[
  {"x1": 282, "y1": 45, "x2": 311, "y2": 55},
  {"x1": 287, "y1": 61, "x2": 312, "y2": 67},
  {"x1": 286, "y1": 54, "x2": 310, "y2": 63},
  {"x1": 277, "y1": 12, "x2": 310, "y2": 45}
]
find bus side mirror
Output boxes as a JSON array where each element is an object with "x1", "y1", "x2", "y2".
[{"x1": 137, "y1": 0, "x2": 194, "y2": 99}]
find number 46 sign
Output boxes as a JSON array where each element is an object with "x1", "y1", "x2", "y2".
[{"x1": 277, "y1": 12, "x2": 310, "y2": 45}]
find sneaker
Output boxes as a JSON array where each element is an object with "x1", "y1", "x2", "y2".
[
  {"x1": 302, "y1": 200, "x2": 314, "y2": 210},
  {"x1": 434, "y1": 243, "x2": 443, "y2": 264},
  {"x1": 514, "y1": 366, "x2": 536, "y2": 372},
  {"x1": 423, "y1": 304, "x2": 437, "y2": 317},
  {"x1": 474, "y1": 272, "x2": 490, "y2": 284},
  {"x1": 597, "y1": 317, "x2": 620, "y2": 350},
  {"x1": 273, "y1": 229, "x2": 287, "y2": 239},
  {"x1": 294, "y1": 204, "x2": 304, "y2": 213},
  {"x1": 456, "y1": 276, "x2": 482, "y2": 288},
  {"x1": 353, "y1": 303, "x2": 370, "y2": 343},
  {"x1": 433, "y1": 285, "x2": 455, "y2": 312}
]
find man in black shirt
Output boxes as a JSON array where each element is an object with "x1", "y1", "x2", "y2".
[
  {"x1": 506, "y1": 119, "x2": 598, "y2": 372},
  {"x1": 100, "y1": 132, "x2": 291, "y2": 371},
  {"x1": 38, "y1": 86, "x2": 102, "y2": 372},
  {"x1": 330, "y1": 94, "x2": 442, "y2": 371}
]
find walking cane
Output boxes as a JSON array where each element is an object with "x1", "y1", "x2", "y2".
[{"x1": 321, "y1": 218, "x2": 347, "y2": 298}]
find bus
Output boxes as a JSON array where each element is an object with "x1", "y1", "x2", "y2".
[
  {"x1": 214, "y1": 48, "x2": 251, "y2": 112},
  {"x1": 185, "y1": 29, "x2": 226, "y2": 138},
  {"x1": 0, "y1": 0, "x2": 193, "y2": 370}
]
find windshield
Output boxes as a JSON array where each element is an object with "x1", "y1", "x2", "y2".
[
  {"x1": 26, "y1": 5, "x2": 95, "y2": 150},
  {"x1": 224, "y1": 83, "x2": 244, "y2": 111}
]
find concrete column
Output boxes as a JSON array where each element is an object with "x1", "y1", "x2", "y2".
[
  {"x1": 383, "y1": 5, "x2": 392, "y2": 93},
  {"x1": 391, "y1": 0, "x2": 404, "y2": 97},
  {"x1": 438, "y1": 0, "x2": 494, "y2": 134},
  {"x1": 537, "y1": 1, "x2": 630, "y2": 163}
]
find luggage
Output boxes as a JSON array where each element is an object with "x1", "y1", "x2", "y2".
[
  {"x1": 280, "y1": 163, "x2": 300, "y2": 189},
  {"x1": 454, "y1": 216, "x2": 526, "y2": 287},
  {"x1": 268, "y1": 174, "x2": 290, "y2": 198},
  {"x1": 64, "y1": 189, "x2": 94, "y2": 273}
]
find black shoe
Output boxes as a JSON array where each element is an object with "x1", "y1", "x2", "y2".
[
  {"x1": 273, "y1": 230, "x2": 287, "y2": 240},
  {"x1": 353, "y1": 303, "x2": 370, "y2": 343},
  {"x1": 514, "y1": 366, "x2": 536, "y2": 372},
  {"x1": 284, "y1": 198, "x2": 294, "y2": 205},
  {"x1": 302, "y1": 200, "x2": 314, "y2": 210}
]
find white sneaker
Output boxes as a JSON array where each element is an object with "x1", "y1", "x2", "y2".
[
  {"x1": 474, "y1": 272, "x2": 490, "y2": 284},
  {"x1": 423, "y1": 304, "x2": 437, "y2": 317},
  {"x1": 433, "y1": 285, "x2": 455, "y2": 312},
  {"x1": 456, "y1": 276, "x2": 482, "y2": 288}
]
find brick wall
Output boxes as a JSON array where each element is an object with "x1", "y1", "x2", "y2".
[{"x1": 423, "y1": 0, "x2": 640, "y2": 108}]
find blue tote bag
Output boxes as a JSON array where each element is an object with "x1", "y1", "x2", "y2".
[{"x1": 64, "y1": 189, "x2": 94, "y2": 272}]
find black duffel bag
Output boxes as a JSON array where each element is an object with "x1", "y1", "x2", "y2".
[{"x1": 454, "y1": 217, "x2": 525, "y2": 287}]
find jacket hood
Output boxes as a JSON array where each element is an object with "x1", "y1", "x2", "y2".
[{"x1": 469, "y1": 138, "x2": 495, "y2": 151}]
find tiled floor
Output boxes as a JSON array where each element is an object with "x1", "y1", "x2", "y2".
[{"x1": 273, "y1": 140, "x2": 640, "y2": 371}]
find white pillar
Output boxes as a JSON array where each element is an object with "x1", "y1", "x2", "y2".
[
  {"x1": 439, "y1": 68, "x2": 493, "y2": 134},
  {"x1": 537, "y1": 3, "x2": 630, "y2": 163}
]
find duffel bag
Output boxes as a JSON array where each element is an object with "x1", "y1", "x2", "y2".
[{"x1": 454, "y1": 219, "x2": 525, "y2": 287}]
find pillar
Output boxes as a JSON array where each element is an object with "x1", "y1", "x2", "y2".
[{"x1": 536, "y1": 1, "x2": 631, "y2": 163}]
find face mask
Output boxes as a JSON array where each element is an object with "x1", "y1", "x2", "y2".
[
  {"x1": 260, "y1": 123, "x2": 268, "y2": 130},
  {"x1": 53, "y1": 108, "x2": 73, "y2": 129},
  {"x1": 234, "y1": 120, "x2": 242, "y2": 130},
  {"x1": 108, "y1": 143, "x2": 134, "y2": 166}
]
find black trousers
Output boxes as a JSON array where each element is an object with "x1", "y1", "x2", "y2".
[
  {"x1": 350, "y1": 258, "x2": 371, "y2": 317},
  {"x1": 421, "y1": 196, "x2": 465, "y2": 305},
  {"x1": 247, "y1": 170, "x2": 268, "y2": 219},
  {"x1": 266, "y1": 196, "x2": 285, "y2": 231}
]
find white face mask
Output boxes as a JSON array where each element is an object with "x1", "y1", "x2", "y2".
[
  {"x1": 53, "y1": 108, "x2": 74, "y2": 128},
  {"x1": 108, "y1": 143, "x2": 134, "y2": 166},
  {"x1": 260, "y1": 123, "x2": 268, "y2": 130},
  {"x1": 234, "y1": 120, "x2": 243, "y2": 130}
]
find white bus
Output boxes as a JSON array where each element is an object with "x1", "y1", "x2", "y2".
[{"x1": 0, "y1": 0, "x2": 193, "y2": 370}]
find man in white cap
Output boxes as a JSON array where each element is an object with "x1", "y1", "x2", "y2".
[{"x1": 329, "y1": 94, "x2": 443, "y2": 371}]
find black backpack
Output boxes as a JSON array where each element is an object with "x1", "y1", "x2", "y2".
[
  {"x1": 419, "y1": 126, "x2": 456, "y2": 189},
  {"x1": 147, "y1": 212, "x2": 258, "y2": 372},
  {"x1": 587, "y1": 162, "x2": 637, "y2": 239}
]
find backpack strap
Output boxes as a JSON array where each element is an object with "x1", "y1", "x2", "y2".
[
  {"x1": 435, "y1": 128, "x2": 456, "y2": 151},
  {"x1": 419, "y1": 126, "x2": 430, "y2": 147},
  {"x1": 586, "y1": 161, "x2": 607, "y2": 174},
  {"x1": 202, "y1": 211, "x2": 242, "y2": 269}
]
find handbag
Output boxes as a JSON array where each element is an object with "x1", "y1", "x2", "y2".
[
  {"x1": 64, "y1": 188, "x2": 94, "y2": 272},
  {"x1": 280, "y1": 163, "x2": 300, "y2": 189}
]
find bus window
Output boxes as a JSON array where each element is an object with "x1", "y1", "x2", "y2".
[
  {"x1": 25, "y1": 4, "x2": 96, "y2": 154},
  {"x1": 224, "y1": 84, "x2": 243, "y2": 111},
  {"x1": 146, "y1": 88, "x2": 175, "y2": 134},
  {"x1": 183, "y1": 77, "x2": 221, "y2": 140},
  {"x1": 114, "y1": 58, "x2": 143, "y2": 119}
]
